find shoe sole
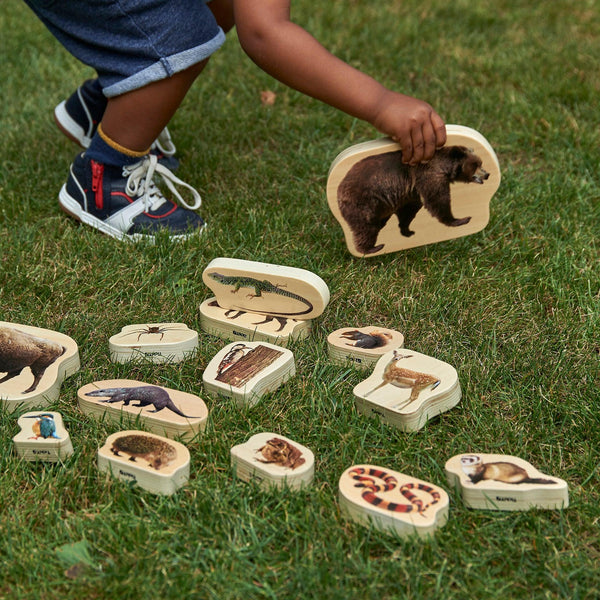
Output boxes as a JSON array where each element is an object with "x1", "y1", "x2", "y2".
[
  {"x1": 54, "y1": 101, "x2": 93, "y2": 149},
  {"x1": 58, "y1": 185, "x2": 205, "y2": 242}
]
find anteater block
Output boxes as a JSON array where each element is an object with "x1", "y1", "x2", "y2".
[
  {"x1": 78, "y1": 379, "x2": 208, "y2": 442},
  {"x1": 202, "y1": 258, "x2": 330, "y2": 320},
  {"x1": 231, "y1": 432, "x2": 314, "y2": 490},
  {"x1": 327, "y1": 125, "x2": 501, "y2": 256},
  {"x1": 445, "y1": 453, "x2": 569, "y2": 511},
  {"x1": 353, "y1": 348, "x2": 460, "y2": 431},
  {"x1": 0, "y1": 322, "x2": 80, "y2": 412},
  {"x1": 98, "y1": 430, "x2": 190, "y2": 495},
  {"x1": 339, "y1": 464, "x2": 449, "y2": 537}
]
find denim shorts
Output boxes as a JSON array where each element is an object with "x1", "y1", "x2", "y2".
[{"x1": 24, "y1": 0, "x2": 226, "y2": 97}]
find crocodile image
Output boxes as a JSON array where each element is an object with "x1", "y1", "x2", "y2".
[{"x1": 208, "y1": 273, "x2": 313, "y2": 317}]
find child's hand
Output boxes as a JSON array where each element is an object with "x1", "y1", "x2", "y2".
[
  {"x1": 234, "y1": 0, "x2": 445, "y2": 165},
  {"x1": 371, "y1": 90, "x2": 446, "y2": 166}
]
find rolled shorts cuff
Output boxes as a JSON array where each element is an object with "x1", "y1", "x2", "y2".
[{"x1": 103, "y1": 28, "x2": 226, "y2": 97}]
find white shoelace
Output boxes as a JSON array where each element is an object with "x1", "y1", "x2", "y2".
[
  {"x1": 153, "y1": 127, "x2": 177, "y2": 156},
  {"x1": 123, "y1": 154, "x2": 202, "y2": 212}
]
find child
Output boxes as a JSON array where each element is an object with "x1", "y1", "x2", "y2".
[{"x1": 26, "y1": 0, "x2": 446, "y2": 241}]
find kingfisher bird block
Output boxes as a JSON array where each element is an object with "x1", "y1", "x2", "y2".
[{"x1": 13, "y1": 411, "x2": 73, "y2": 462}]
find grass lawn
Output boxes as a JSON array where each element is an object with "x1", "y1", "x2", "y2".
[{"x1": 0, "y1": 0, "x2": 599, "y2": 598}]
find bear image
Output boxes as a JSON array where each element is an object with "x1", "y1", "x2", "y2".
[{"x1": 336, "y1": 145, "x2": 489, "y2": 255}]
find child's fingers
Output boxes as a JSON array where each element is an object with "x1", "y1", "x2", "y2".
[
  {"x1": 406, "y1": 112, "x2": 446, "y2": 165},
  {"x1": 431, "y1": 112, "x2": 447, "y2": 148}
]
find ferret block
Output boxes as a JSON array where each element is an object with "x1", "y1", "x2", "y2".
[
  {"x1": 78, "y1": 379, "x2": 208, "y2": 442},
  {"x1": 445, "y1": 453, "x2": 569, "y2": 511},
  {"x1": 231, "y1": 432, "x2": 314, "y2": 490},
  {"x1": 203, "y1": 341, "x2": 295, "y2": 407},
  {"x1": 13, "y1": 411, "x2": 73, "y2": 462},
  {"x1": 98, "y1": 430, "x2": 190, "y2": 495},
  {"x1": 327, "y1": 326, "x2": 404, "y2": 368},
  {"x1": 202, "y1": 257, "x2": 330, "y2": 321},
  {"x1": 353, "y1": 348, "x2": 461, "y2": 432},
  {"x1": 339, "y1": 464, "x2": 449, "y2": 538},
  {"x1": 327, "y1": 125, "x2": 501, "y2": 257},
  {"x1": 0, "y1": 322, "x2": 80, "y2": 412},
  {"x1": 109, "y1": 322, "x2": 198, "y2": 364},
  {"x1": 199, "y1": 297, "x2": 311, "y2": 347}
]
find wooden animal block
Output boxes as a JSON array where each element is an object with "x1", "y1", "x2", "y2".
[
  {"x1": 109, "y1": 322, "x2": 198, "y2": 364},
  {"x1": 327, "y1": 326, "x2": 404, "y2": 368},
  {"x1": 445, "y1": 453, "x2": 569, "y2": 511},
  {"x1": 202, "y1": 257, "x2": 330, "y2": 321},
  {"x1": 339, "y1": 464, "x2": 449, "y2": 538},
  {"x1": 12, "y1": 411, "x2": 73, "y2": 462},
  {"x1": 0, "y1": 322, "x2": 80, "y2": 412},
  {"x1": 98, "y1": 430, "x2": 190, "y2": 495},
  {"x1": 199, "y1": 297, "x2": 311, "y2": 347},
  {"x1": 230, "y1": 432, "x2": 314, "y2": 490},
  {"x1": 77, "y1": 379, "x2": 208, "y2": 442},
  {"x1": 353, "y1": 349, "x2": 461, "y2": 431},
  {"x1": 203, "y1": 341, "x2": 296, "y2": 407},
  {"x1": 327, "y1": 125, "x2": 501, "y2": 256}
]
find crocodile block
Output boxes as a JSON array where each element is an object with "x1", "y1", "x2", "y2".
[
  {"x1": 202, "y1": 258, "x2": 330, "y2": 320},
  {"x1": 199, "y1": 297, "x2": 311, "y2": 347}
]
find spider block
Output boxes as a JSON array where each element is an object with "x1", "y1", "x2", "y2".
[{"x1": 109, "y1": 322, "x2": 198, "y2": 364}]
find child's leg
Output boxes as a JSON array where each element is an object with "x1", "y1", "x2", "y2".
[
  {"x1": 208, "y1": 0, "x2": 235, "y2": 33},
  {"x1": 54, "y1": 0, "x2": 233, "y2": 160},
  {"x1": 54, "y1": 79, "x2": 181, "y2": 171},
  {"x1": 23, "y1": 0, "x2": 225, "y2": 240},
  {"x1": 60, "y1": 60, "x2": 212, "y2": 242},
  {"x1": 101, "y1": 60, "x2": 208, "y2": 154}
]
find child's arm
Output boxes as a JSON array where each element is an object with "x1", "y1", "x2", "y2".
[{"x1": 233, "y1": 0, "x2": 446, "y2": 165}]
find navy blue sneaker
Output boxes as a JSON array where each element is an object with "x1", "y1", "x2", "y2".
[
  {"x1": 58, "y1": 153, "x2": 205, "y2": 241},
  {"x1": 54, "y1": 79, "x2": 180, "y2": 170}
]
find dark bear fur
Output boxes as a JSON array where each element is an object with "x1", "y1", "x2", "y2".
[{"x1": 337, "y1": 145, "x2": 489, "y2": 254}]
